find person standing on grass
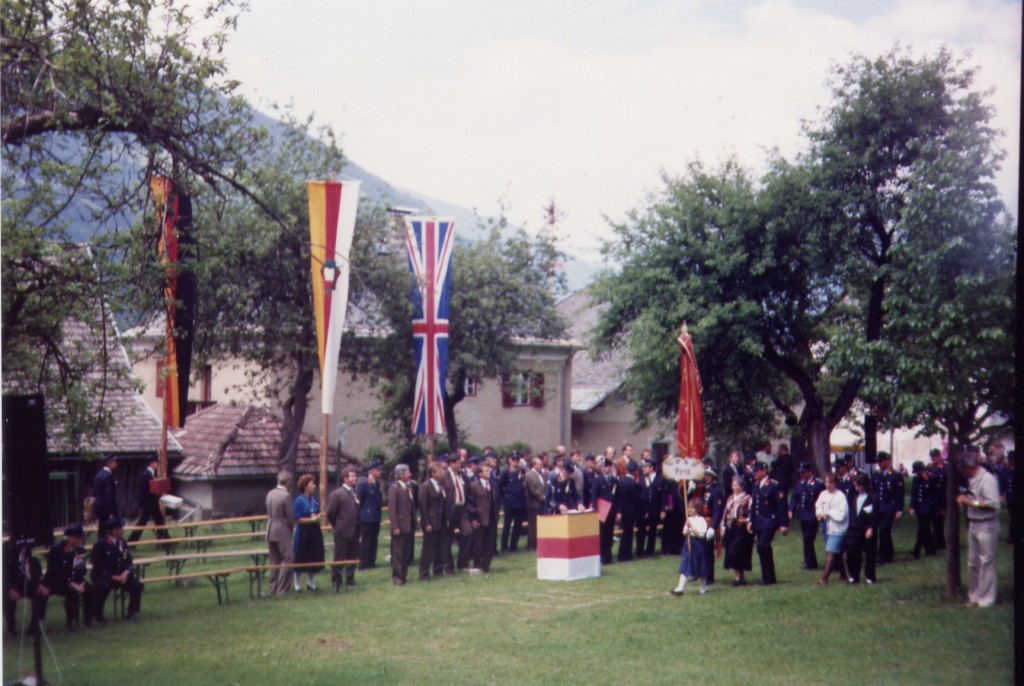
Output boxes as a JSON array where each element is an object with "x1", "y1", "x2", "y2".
[
  {"x1": 418, "y1": 462, "x2": 446, "y2": 581},
  {"x1": 266, "y1": 471, "x2": 295, "y2": 596},
  {"x1": 748, "y1": 461, "x2": 788, "y2": 585},
  {"x1": 789, "y1": 462, "x2": 825, "y2": 571},
  {"x1": 468, "y1": 463, "x2": 500, "y2": 572},
  {"x1": 525, "y1": 456, "x2": 547, "y2": 549},
  {"x1": 128, "y1": 456, "x2": 170, "y2": 543},
  {"x1": 815, "y1": 474, "x2": 849, "y2": 585},
  {"x1": 387, "y1": 464, "x2": 415, "y2": 586},
  {"x1": 721, "y1": 476, "x2": 753, "y2": 586},
  {"x1": 845, "y1": 474, "x2": 878, "y2": 585},
  {"x1": 956, "y1": 451, "x2": 1000, "y2": 607},
  {"x1": 909, "y1": 461, "x2": 936, "y2": 558},
  {"x1": 326, "y1": 467, "x2": 360, "y2": 589},
  {"x1": 671, "y1": 498, "x2": 714, "y2": 596},
  {"x1": 593, "y1": 458, "x2": 619, "y2": 564},
  {"x1": 500, "y1": 452, "x2": 528, "y2": 553},
  {"x1": 356, "y1": 461, "x2": 385, "y2": 570},
  {"x1": 92, "y1": 455, "x2": 119, "y2": 535},
  {"x1": 636, "y1": 458, "x2": 664, "y2": 559},
  {"x1": 292, "y1": 474, "x2": 325, "y2": 592},
  {"x1": 871, "y1": 452, "x2": 904, "y2": 565},
  {"x1": 615, "y1": 461, "x2": 641, "y2": 562}
]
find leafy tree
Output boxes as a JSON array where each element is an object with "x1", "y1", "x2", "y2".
[
  {"x1": 190, "y1": 111, "x2": 403, "y2": 475},
  {"x1": 1, "y1": 0, "x2": 262, "y2": 444},
  {"x1": 592, "y1": 47, "x2": 1013, "y2": 474}
]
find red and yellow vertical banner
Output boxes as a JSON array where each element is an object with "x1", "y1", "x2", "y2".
[
  {"x1": 308, "y1": 179, "x2": 361, "y2": 416},
  {"x1": 151, "y1": 176, "x2": 196, "y2": 430},
  {"x1": 676, "y1": 323, "x2": 705, "y2": 459}
]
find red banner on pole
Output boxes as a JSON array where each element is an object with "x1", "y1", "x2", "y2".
[{"x1": 675, "y1": 323, "x2": 705, "y2": 459}]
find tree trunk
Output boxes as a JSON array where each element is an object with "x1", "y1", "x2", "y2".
[
  {"x1": 806, "y1": 416, "x2": 832, "y2": 476},
  {"x1": 442, "y1": 369, "x2": 467, "y2": 453},
  {"x1": 945, "y1": 432, "x2": 962, "y2": 596},
  {"x1": 278, "y1": 325, "x2": 316, "y2": 477}
]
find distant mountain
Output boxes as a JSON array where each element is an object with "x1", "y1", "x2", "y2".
[{"x1": 41, "y1": 107, "x2": 603, "y2": 291}]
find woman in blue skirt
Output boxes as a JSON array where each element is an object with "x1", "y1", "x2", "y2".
[{"x1": 671, "y1": 497, "x2": 713, "y2": 596}]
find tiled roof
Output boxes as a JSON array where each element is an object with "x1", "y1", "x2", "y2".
[
  {"x1": 2, "y1": 245, "x2": 181, "y2": 456},
  {"x1": 555, "y1": 291, "x2": 625, "y2": 413},
  {"x1": 173, "y1": 404, "x2": 355, "y2": 479}
]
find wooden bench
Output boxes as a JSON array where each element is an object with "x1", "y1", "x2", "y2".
[
  {"x1": 141, "y1": 568, "x2": 241, "y2": 606},
  {"x1": 153, "y1": 548, "x2": 269, "y2": 577},
  {"x1": 244, "y1": 560, "x2": 360, "y2": 599},
  {"x1": 127, "y1": 530, "x2": 264, "y2": 555}
]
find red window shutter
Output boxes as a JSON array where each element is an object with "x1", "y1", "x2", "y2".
[
  {"x1": 501, "y1": 375, "x2": 513, "y2": 407},
  {"x1": 531, "y1": 373, "x2": 545, "y2": 408},
  {"x1": 155, "y1": 360, "x2": 164, "y2": 398}
]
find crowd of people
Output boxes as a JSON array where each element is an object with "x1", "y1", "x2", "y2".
[{"x1": 3, "y1": 439, "x2": 1012, "y2": 638}]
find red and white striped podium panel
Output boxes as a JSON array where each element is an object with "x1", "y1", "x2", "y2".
[{"x1": 536, "y1": 511, "x2": 600, "y2": 581}]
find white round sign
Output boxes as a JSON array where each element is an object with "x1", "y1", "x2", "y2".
[{"x1": 661, "y1": 456, "x2": 705, "y2": 482}]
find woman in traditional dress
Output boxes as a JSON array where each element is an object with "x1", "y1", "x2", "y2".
[
  {"x1": 671, "y1": 497, "x2": 713, "y2": 596},
  {"x1": 720, "y1": 475, "x2": 754, "y2": 586},
  {"x1": 292, "y1": 474, "x2": 325, "y2": 591}
]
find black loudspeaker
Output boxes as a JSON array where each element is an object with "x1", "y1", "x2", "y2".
[
  {"x1": 864, "y1": 414, "x2": 878, "y2": 464},
  {"x1": 2, "y1": 394, "x2": 53, "y2": 547}
]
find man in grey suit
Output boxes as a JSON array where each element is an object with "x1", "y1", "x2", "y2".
[
  {"x1": 387, "y1": 464, "x2": 415, "y2": 586},
  {"x1": 266, "y1": 471, "x2": 295, "y2": 595},
  {"x1": 326, "y1": 467, "x2": 360, "y2": 588},
  {"x1": 418, "y1": 462, "x2": 446, "y2": 581}
]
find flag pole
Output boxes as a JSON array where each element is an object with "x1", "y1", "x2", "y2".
[{"x1": 320, "y1": 413, "x2": 329, "y2": 524}]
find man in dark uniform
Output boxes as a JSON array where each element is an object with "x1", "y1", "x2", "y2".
[
  {"x1": 925, "y1": 449, "x2": 948, "y2": 550},
  {"x1": 871, "y1": 452, "x2": 904, "y2": 564},
  {"x1": 90, "y1": 517, "x2": 143, "y2": 622},
  {"x1": 701, "y1": 467, "x2": 724, "y2": 584},
  {"x1": 3, "y1": 540, "x2": 42, "y2": 637},
  {"x1": 38, "y1": 524, "x2": 94, "y2": 631},
  {"x1": 92, "y1": 455, "x2": 119, "y2": 535},
  {"x1": 615, "y1": 461, "x2": 641, "y2": 561},
  {"x1": 499, "y1": 452, "x2": 527, "y2": 553},
  {"x1": 592, "y1": 459, "x2": 619, "y2": 564},
  {"x1": 909, "y1": 461, "x2": 936, "y2": 558},
  {"x1": 545, "y1": 461, "x2": 582, "y2": 514},
  {"x1": 835, "y1": 457, "x2": 856, "y2": 502},
  {"x1": 722, "y1": 450, "x2": 744, "y2": 496},
  {"x1": 748, "y1": 461, "x2": 788, "y2": 585},
  {"x1": 356, "y1": 461, "x2": 384, "y2": 569},
  {"x1": 789, "y1": 462, "x2": 825, "y2": 570},
  {"x1": 636, "y1": 459, "x2": 664, "y2": 558},
  {"x1": 128, "y1": 457, "x2": 170, "y2": 543},
  {"x1": 581, "y1": 454, "x2": 597, "y2": 509}
]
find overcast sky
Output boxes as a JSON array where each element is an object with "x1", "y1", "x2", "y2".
[{"x1": 221, "y1": 0, "x2": 1021, "y2": 264}]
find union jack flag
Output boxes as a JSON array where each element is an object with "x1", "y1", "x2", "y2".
[{"x1": 404, "y1": 217, "x2": 455, "y2": 435}]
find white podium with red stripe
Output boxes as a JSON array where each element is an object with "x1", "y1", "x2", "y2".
[{"x1": 536, "y1": 511, "x2": 601, "y2": 581}]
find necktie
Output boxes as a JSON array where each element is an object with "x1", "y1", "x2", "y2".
[{"x1": 454, "y1": 474, "x2": 464, "y2": 504}]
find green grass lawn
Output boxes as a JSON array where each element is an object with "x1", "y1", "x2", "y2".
[{"x1": 3, "y1": 515, "x2": 1013, "y2": 686}]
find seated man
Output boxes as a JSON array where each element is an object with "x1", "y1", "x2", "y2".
[
  {"x1": 90, "y1": 517, "x2": 143, "y2": 622},
  {"x1": 3, "y1": 539, "x2": 42, "y2": 638},
  {"x1": 38, "y1": 524, "x2": 94, "y2": 632}
]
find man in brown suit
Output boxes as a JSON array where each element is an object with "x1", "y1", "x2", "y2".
[
  {"x1": 418, "y1": 463, "x2": 446, "y2": 581},
  {"x1": 525, "y1": 457, "x2": 547, "y2": 550},
  {"x1": 265, "y1": 471, "x2": 295, "y2": 595},
  {"x1": 326, "y1": 467, "x2": 360, "y2": 588},
  {"x1": 468, "y1": 464, "x2": 500, "y2": 572},
  {"x1": 387, "y1": 464, "x2": 415, "y2": 586}
]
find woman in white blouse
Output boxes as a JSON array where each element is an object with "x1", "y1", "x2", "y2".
[{"x1": 815, "y1": 473, "x2": 849, "y2": 585}]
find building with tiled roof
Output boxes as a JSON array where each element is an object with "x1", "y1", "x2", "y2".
[
  {"x1": 2, "y1": 244, "x2": 183, "y2": 526},
  {"x1": 556, "y1": 290, "x2": 674, "y2": 459},
  {"x1": 172, "y1": 404, "x2": 358, "y2": 515}
]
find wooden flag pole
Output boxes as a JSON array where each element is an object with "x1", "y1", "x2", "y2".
[{"x1": 320, "y1": 413, "x2": 329, "y2": 524}]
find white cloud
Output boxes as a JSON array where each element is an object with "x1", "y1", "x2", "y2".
[{"x1": 223, "y1": 0, "x2": 1020, "y2": 258}]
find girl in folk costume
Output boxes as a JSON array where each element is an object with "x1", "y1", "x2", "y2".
[{"x1": 671, "y1": 497, "x2": 715, "y2": 596}]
